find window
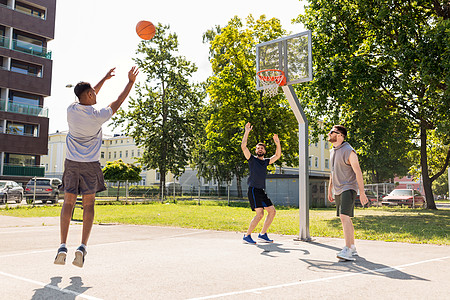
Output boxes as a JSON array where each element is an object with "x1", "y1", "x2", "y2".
[
  {"x1": 6, "y1": 121, "x2": 39, "y2": 137},
  {"x1": 15, "y1": 1, "x2": 46, "y2": 19},
  {"x1": 125, "y1": 150, "x2": 128, "y2": 157},
  {"x1": 325, "y1": 141, "x2": 329, "y2": 149},
  {"x1": 156, "y1": 172, "x2": 160, "y2": 181},
  {"x1": 109, "y1": 152, "x2": 111, "y2": 159},
  {"x1": 119, "y1": 151, "x2": 122, "y2": 158},
  {"x1": 121, "y1": 140, "x2": 123, "y2": 143},
  {"x1": 308, "y1": 156, "x2": 312, "y2": 167},
  {"x1": 315, "y1": 142, "x2": 318, "y2": 147},
  {"x1": 9, "y1": 90, "x2": 40, "y2": 106},
  {"x1": 131, "y1": 150, "x2": 134, "y2": 157},
  {"x1": 325, "y1": 159, "x2": 329, "y2": 169},
  {"x1": 11, "y1": 60, "x2": 42, "y2": 77},
  {"x1": 102, "y1": 141, "x2": 104, "y2": 144},
  {"x1": 4, "y1": 153, "x2": 36, "y2": 166},
  {"x1": 114, "y1": 152, "x2": 116, "y2": 158},
  {"x1": 13, "y1": 32, "x2": 45, "y2": 56},
  {"x1": 137, "y1": 149, "x2": 140, "y2": 156},
  {"x1": 314, "y1": 157, "x2": 319, "y2": 168},
  {"x1": 115, "y1": 140, "x2": 117, "y2": 144},
  {"x1": 101, "y1": 152, "x2": 105, "y2": 159}
]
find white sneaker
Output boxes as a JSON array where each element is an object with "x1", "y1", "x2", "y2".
[
  {"x1": 351, "y1": 245, "x2": 358, "y2": 256},
  {"x1": 337, "y1": 246, "x2": 356, "y2": 261}
]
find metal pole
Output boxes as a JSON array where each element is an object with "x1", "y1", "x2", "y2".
[
  {"x1": 227, "y1": 182, "x2": 230, "y2": 206},
  {"x1": 282, "y1": 85, "x2": 310, "y2": 241},
  {"x1": 33, "y1": 176, "x2": 36, "y2": 207}
]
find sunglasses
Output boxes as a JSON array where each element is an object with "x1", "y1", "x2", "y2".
[{"x1": 329, "y1": 130, "x2": 341, "y2": 135}]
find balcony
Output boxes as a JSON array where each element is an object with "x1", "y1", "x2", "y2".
[
  {"x1": 0, "y1": 36, "x2": 52, "y2": 59},
  {"x1": 2, "y1": 164, "x2": 45, "y2": 177},
  {"x1": 0, "y1": 100, "x2": 48, "y2": 117},
  {"x1": 12, "y1": 39, "x2": 52, "y2": 59}
]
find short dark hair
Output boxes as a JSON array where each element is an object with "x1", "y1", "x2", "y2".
[
  {"x1": 333, "y1": 125, "x2": 347, "y2": 137},
  {"x1": 256, "y1": 142, "x2": 266, "y2": 150},
  {"x1": 74, "y1": 82, "x2": 92, "y2": 99}
]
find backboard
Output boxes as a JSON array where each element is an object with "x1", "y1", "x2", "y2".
[{"x1": 256, "y1": 30, "x2": 312, "y2": 90}]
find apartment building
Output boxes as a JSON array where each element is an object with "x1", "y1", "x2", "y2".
[{"x1": 0, "y1": 0, "x2": 56, "y2": 185}]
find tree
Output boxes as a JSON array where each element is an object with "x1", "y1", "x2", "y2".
[
  {"x1": 296, "y1": 0, "x2": 450, "y2": 208},
  {"x1": 102, "y1": 159, "x2": 142, "y2": 201},
  {"x1": 113, "y1": 24, "x2": 205, "y2": 201},
  {"x1": 197, "y1": 15, "x2": 299, "y2": 197}
]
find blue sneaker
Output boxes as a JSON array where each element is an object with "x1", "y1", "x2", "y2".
[
  {"x1": 243, "y1": 235, "x2": 256, "y2": 244},
  {"x1": 258, "y1": 233, "x2": 273, "y2": 243}
]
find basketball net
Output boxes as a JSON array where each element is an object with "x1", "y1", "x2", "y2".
[{"x1": 257, "y1": 69, "x2": 286, "y2": 97}]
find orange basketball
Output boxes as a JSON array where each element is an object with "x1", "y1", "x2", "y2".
[{"x1": 136, "y1": 20, "x2": 155, "y2": 40}]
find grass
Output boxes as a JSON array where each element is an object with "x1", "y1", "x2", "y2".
[{"x1": 1, "y1": 201, "x2": 449, "y2": 245}]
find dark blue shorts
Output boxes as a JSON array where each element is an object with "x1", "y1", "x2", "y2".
[{"x1": 248, "y1": 187, "x2": 273, "y2": 211}]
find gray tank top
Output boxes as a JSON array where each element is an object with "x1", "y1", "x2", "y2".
[{"x1": 330, "y1": 142, "x2": 358, "y2": 195}]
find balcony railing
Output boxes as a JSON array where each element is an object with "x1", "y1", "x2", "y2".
[
  {"x1": 0, "y1": 36, "x2": 8, "y2": 49},
  {"x1": 12, "y1": 39, "x2": 52, "y2": 59},
  {"x1": 0, "y1": 100, "x2": 48, "y2": 117},
  {"x1": 2, "y1": 164, "x2": 45, "y2": 177},
  {"x1": 0, "y1": 36, "x2": 52, "y2": 59}
]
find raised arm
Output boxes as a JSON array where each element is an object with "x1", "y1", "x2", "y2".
[
  {"x1": 109, "y1": 67, "x2": 139, "y2": 114},
  {"x1": 93, "y1": 68, "x2": 116, "y2": 94},
  {"x1": 269, "y1": 134, "x2": 281, "y2": 164},
  {"x1": 241, "y1": 122, "x2": 252, "y2": 160},
  {"x1": 349, "y1": 151, "x2": 368, "y2": 205}
]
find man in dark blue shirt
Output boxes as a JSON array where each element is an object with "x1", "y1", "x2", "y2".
[{"x1": 241, "y1": 122, "x2": 281, "y2": 244}]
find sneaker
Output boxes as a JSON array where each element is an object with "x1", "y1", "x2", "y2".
[
  {"x1": 336, "y1": 246, "x2": 356, "y2": 261},
  {"x1": 351, "y1": 245, "x2": 358, "y2": 256},
  {"x1": 72, "y1": 246, "x2": 87, "y2": 268},
  {"x1": 54, "y1": 246, "x2": 67, "y2": 265},
  {"x1": 243, "y1": 235, "x2": 256, "y2": 245},
  {"x1": 258, "y1": 233, "x2": 273, "y2": 243}
]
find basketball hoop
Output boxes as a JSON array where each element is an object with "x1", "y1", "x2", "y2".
[{"x1": 257, "y1": 69, "x2": 286, "y2": 97}]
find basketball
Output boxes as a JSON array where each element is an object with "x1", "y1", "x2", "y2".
[{"x1": 136, "y1": 20, "x2": 156, "y2": 40}]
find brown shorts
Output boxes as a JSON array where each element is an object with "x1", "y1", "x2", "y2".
[{"x1": 60, "y1": 159, "x2": 107, "y2": 195}]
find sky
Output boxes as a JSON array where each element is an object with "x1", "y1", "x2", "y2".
[{"x1": 46, "y1": 0, "x2": 307, "y2": 135}]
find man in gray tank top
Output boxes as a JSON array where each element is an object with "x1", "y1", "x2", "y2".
[{"x1": 327, "y1": 125, "x2": 368, "y2": 261}]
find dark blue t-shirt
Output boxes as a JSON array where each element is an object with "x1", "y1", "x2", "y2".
[{"x1": 247, "y1": 155, "x2": 270, "y2": 189}]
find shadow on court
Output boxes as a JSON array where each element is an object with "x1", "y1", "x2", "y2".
[
  {"x1": 31, "y1": 276, "x2": 91, "y2": 300},
  {"x1": 257, "y1": 243, "x2": 310, "y2": 257},
  {"x1": 299, "y1": 257, "x2": 429, "y2": 281}
]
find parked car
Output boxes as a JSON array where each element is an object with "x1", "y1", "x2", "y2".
[
  {"x1": 25, "y1": 177, "x2": 62, "y2": 204},
  {"x1": 355, "y1": 189, "x2": 380, "y2": 207},
  {"x1": 382, "y1": 189, "x2": 425, "y2": 208},
  {"x1": 0, "y1": 180, "x2": 24, "y2": 204}
]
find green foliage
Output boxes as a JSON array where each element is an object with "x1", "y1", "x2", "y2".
[
  {"x1": 295, "y1": 0, "x2": 450, "y2": 207},
  {"x1": 102, "y1": 159, "x2": 142, "y2": 182},
  {"x1": 194, "y1": 15, "x2": 299, "y2": 195},
  {"x1": 112, "y1": 24, "x2": 205, "y2": 197}
]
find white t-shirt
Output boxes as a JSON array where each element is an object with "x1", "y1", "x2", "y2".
[{"x1": 66, "y1": 102, "x2": 113, "y2": 162}]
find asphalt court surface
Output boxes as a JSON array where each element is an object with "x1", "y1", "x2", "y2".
[{"x1": 0, "y1": 215, "x2": 449, "y2": 300}]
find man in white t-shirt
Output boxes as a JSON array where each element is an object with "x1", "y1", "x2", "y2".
[{"x1": 54, "y1": 67, "x2": 139, "y2": 268}]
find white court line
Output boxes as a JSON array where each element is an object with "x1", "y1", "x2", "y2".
[
  {"x1": 187, "y1": 256, "x2": 450, "y2": 300},
  {"x1": 0, "y1": 231, "x2": 205, "y2": 259},
  {"x1": 0, "y1": 270, "x2": 103, "y2": 300}
]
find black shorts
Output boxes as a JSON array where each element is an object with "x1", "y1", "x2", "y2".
[
  {"x1": 60, "y1": 159, "x2": 107, "y2": 195},
  {"x1": 335, "y1": 189, "x2": 356, "y2": 217},
  {"x1": 248, "y1": 187, "x2": 273, "y2": 211}
]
